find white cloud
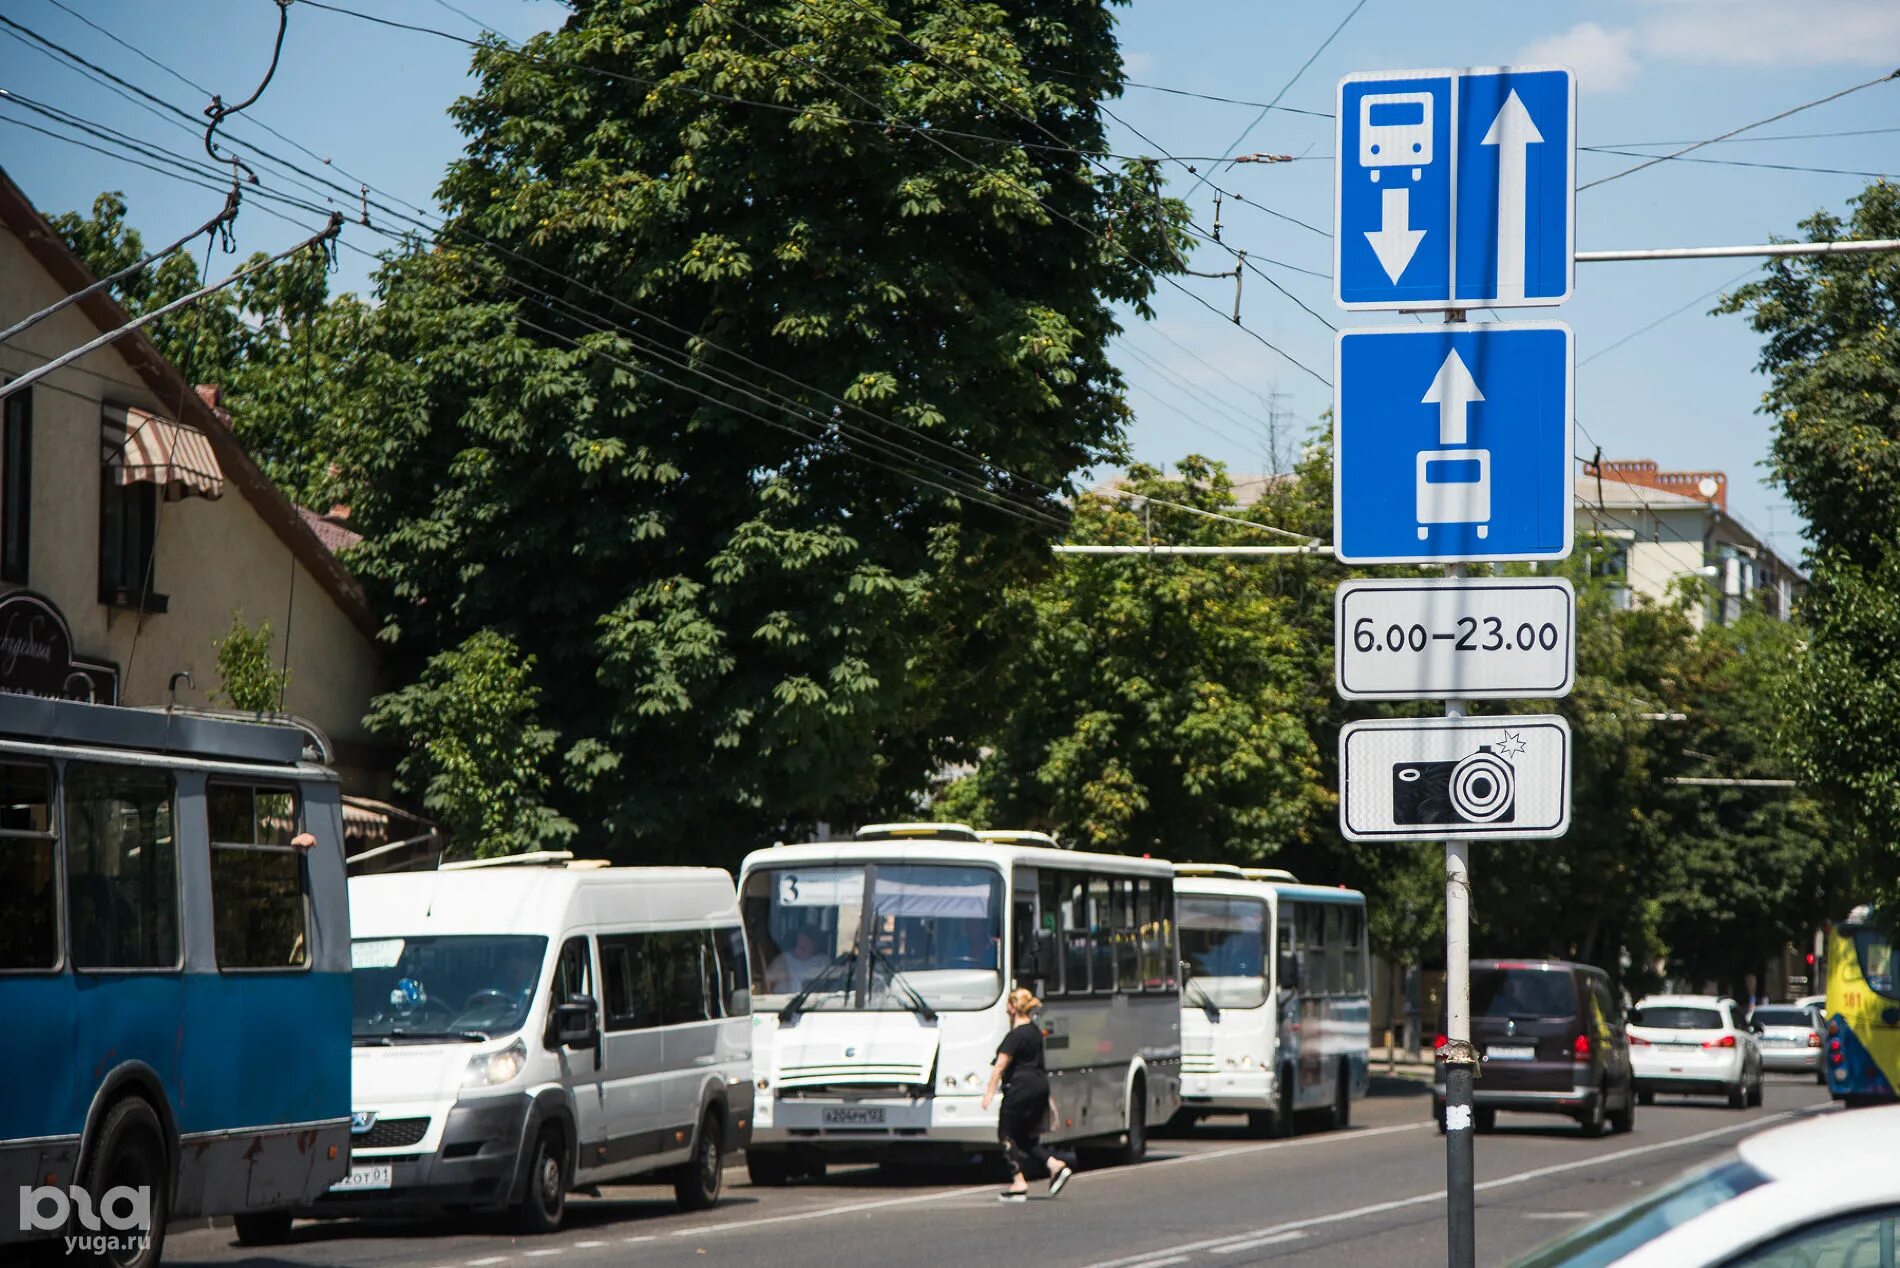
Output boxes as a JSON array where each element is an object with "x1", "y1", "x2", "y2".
[
  {"x1": 1517, "y1": 22, "x2": 1640, "y2": 92},
  {"x1": 1638, "y1": 0, "x2": 1900, "y2": 67},
  {"x1": 1122, "y1": 50, "x2": 1157, "y2": 78}
]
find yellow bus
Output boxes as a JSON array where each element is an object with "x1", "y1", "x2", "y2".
[{"x1": 1823, "y1": 906, "x2": 1900, "y2": 1107}]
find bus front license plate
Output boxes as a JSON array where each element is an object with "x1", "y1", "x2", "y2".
[
  {"x1": 331, "y1": 1164, "x2": 393, "y2": 1192},
  {"x1": 822, "y1": 1107, "x2": 886, "y2": 1126}
]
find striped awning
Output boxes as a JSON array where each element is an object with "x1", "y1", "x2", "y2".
[{"x1": 101, "y1": 404, "x2": 224, "y2": 501}]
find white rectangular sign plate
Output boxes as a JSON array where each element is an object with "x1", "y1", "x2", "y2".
[
  {"x1": 1338, "y1": 715, "x2": 1571, "y2": 842},
  {"x1": 1335, "y1": 577, "x2": 1575, "y2": 700}
]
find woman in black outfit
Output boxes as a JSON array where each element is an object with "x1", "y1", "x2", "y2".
[{"x1": 982, "y1": 988, "x2": 1074, "y2": 1201}]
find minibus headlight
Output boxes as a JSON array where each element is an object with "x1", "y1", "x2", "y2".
[
  {"x1": 943, "y1": 1075, "x2": 959, "y2": 1089},
  {"x1": 463, "y1": 1038, "x2": 527, "y2": 1088},
  {"x1": 1239, "y1": 1055, "x2": 1256, "y2": 1068}
]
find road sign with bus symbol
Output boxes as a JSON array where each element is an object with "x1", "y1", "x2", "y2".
[
  {"x1": 1336, "y1": 66, "x2": 1574, "y2": 310},
  {"x1": 1333, "y1": 322, "x2": 1572, "y2": 564}
]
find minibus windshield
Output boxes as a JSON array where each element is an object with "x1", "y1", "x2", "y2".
[
  {"x1": 743, "y1": 863, "x2": 1004, "y2": 1011},
  {"x1": 351, "y1": 934, "x2": 550, "y2": 1041}
]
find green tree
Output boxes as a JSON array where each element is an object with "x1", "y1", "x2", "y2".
[
  {"x1": 939, "y1": 457, "x2": 1330, "y2": 857},
  {"x1": 212, "y1": 611, "x2": 289, "y2": 712},
  {"x1": 333, "y1": 0, "x2": 1187, "y2": 859},
  {"x1": 366, "y1": 630, "x2": 577, "y2": 858},
  {"x1": 1718, "y1": 180, "x2": 1900, "y2": 911}
]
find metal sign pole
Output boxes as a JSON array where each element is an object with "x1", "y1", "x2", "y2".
[{"x1": 1441, "y1": 450, "x2": 1477, "y2": 1268}]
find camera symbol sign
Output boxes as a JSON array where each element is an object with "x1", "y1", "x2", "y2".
[{"x1": 1338, "y1": 715, "x2": 1571, "y2": 842}]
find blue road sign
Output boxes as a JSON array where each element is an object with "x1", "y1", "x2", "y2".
[
  {"x1": 1336, "y1": 66, "x2": 1575, "y2": 311},
  {"x1": 1333, "y1": 323, "x2": 1573, "y2": 564}
]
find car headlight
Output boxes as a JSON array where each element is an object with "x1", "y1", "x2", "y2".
[{"x1": 462, "y1": 1038, "x2": 527, "y2": 1088}]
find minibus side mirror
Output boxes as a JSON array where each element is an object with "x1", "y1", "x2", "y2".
[
  {"x1": 1277, "y1": 954, "x2": 1300, "y2": 990},
  {"x1": 550, "y1": 998, "x2": 599, "y2": 1051}
]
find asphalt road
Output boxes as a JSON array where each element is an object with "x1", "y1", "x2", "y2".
[{"x1": 164, "y1": 1076, "x2": 1833, "y2": 1268}]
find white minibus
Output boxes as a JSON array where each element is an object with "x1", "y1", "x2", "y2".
[
  {"x1": 739, "y1": 824, "x2": 1180, "y2": 1182},
  {"x1": 313, "y1": 854, "x2": 751, "y2": 1232},
  {"x1": 1173, "y1": 865, "x2": 1370, "y2": 1135}
]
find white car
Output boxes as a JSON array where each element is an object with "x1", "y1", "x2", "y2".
[
  {"x1": 1749, "y1": 1004, "x2": 1824, "y2": 1081},
  {"x1": 1513, "y1": 1105, "x2": 1900, "y2": 1266},
  {"x1": 1628, "y1": 995, "x2": 1762, "y2": 1108}
]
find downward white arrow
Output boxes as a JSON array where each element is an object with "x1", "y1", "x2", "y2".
[
  {"x1": 1482, "y1": 90, "x2": 1544, "y2": 302},
  {"x1": 1364, "y1": 187, "x2": 1426, "y2": 284},
  {"x1": 1422, "y1": 350, "x2": 1483, "y2": 445}
]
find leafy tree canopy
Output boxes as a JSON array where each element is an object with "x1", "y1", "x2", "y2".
[
  {"x1": 1719, "y1": 180, "x2": 1900, "y2": 912},
  {"x1": 325, "y1": 0, "x2": 1187, "y2": 859}
]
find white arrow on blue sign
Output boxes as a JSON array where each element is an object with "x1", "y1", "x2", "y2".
[
  {"x1": 1333, "y1": 322, "x2": 1573, "y2": 564},
  {"x1": 1335, "y1": 65, "x2": 1575, "y2": 310}
]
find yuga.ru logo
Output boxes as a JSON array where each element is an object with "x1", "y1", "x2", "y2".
[{"x1": 18, "y1": 1184, "x2": 152, "y2": 1256}]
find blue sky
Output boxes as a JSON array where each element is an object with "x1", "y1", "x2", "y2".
[{"x1": 5, "y1": 0, "x2": 1898, "y2": 559}]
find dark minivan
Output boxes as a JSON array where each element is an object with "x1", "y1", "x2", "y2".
[{"x1": 1432, "y1": 960, "x2": 1636, "y2": 1136}]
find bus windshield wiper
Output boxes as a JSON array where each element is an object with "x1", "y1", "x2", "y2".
[
  {"x1": 1184, "y1": 975, "x2": 1222, "y2": 1023},
  {"x1": 354, "y1": 1028, "x2": 488, "y2": 1045},
  {"x1": 778, "y1": 950, "x2": 858, "y2": 1023},
  {"x1": 868, "y1": 944, "x2": 938, "y2": 1023}
]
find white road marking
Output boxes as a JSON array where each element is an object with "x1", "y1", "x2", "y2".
[
  {"x1": 623, "y1": 1235, "x2": 657, "y2": 1244},
  {"x1": 1085, "y1": 1107, "x2": 1825, "y2": 1268},
  {"x1": 523, "y1": 1251, "x2": 563, "y2": 1259},
  {"x1": 1121, "y1": 1258, "x2": 1192, "y2": 1268},
  {"x1": 466, "y1": 1258, "x2": 510, "y2": 1266},
  {"x1": 572, "y1": 1241, "x2": 607, "y2": 1248},
  {"x1": 1210, "y1": 1230, "x2": 1307, "y2": 1253}
]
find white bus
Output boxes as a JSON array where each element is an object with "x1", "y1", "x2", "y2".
[
  {"x1": 1173, "y1": 865, "x2": 1370, "y2": 1136},
  {"x1": 738, "y1": 824, "x2": 1180, "y2": 1182}
]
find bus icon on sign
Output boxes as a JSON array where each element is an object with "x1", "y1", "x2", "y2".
[
  {"x1": 1358, "y1": 91, "x2": 1433, "y2": 182},
  {"x1": 1415, "y1": 448, "x2": 1491, "y2": 540}
]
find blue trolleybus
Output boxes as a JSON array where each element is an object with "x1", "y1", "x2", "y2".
[{"x1": 0, "y1": 696, "x2": 351, "y2": 1265}]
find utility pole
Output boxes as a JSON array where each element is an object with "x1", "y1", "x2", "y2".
[{"x1": 1262, "y1": 382, "x2": 1292, "y2": 475}]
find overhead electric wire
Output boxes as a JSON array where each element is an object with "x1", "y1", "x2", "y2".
[
  {"x1": 0, "y1": 180, "x2": 238, "y2": 347},
  {"x1": 823, "y1": 0, "x2": 1335, "y2": 393},
  {"x1": 1583, "y1": 147, "x2": 1899, "y2": 181},
  {"x1": 1116, "y1": 79, "x2": 1332, "y2": 119},
  {"x1": 1578, "y1": 67, "x2": 1900, "y2": 191},
  {"x1": 23, "y1": 16, "x2": 1320, "y2": 539},
  {"x1": 1579, "y1": 268, "x2": 1759, "y2": 368},
  {"x1": 205, "y1": 0, "x2": 1334, "y2": 387},
  {"x1": 1183, "y1": 0, "x2": 1366, "y2": 199},
  {"x1": 0, "y1": 212, "x2": 343, "y2": 404},
  {"x1": 695, "y1": 0, "x2": 1330, "y2": 385},
  {"x1": 287, "y1": 0, "x2": 1214, "y2": 165},
  {"x1": 14, "y1": 92, "x2": 1091, "y2": 534}
]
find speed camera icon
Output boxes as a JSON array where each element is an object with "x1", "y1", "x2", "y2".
[{"x1": 1358, "y1": 91, "x2": 1433, "y2": 183}]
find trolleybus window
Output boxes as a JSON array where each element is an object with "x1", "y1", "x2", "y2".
[
  {"x1": 208, "y1": 782, "x2": 308, "y2": 969},
  {"x1": 66, "y1": 763, "x2": 178, "y2": 970},
  {"x1": 0, "y1": 761, "x2": 55, "y2": 971}
]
